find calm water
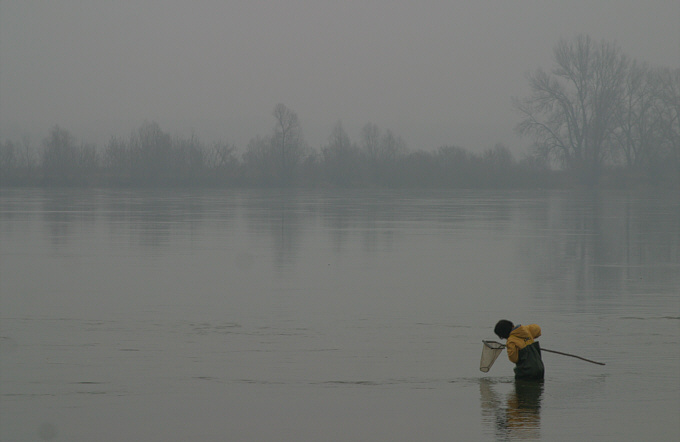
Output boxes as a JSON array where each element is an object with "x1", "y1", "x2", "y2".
[{"x1": 1, "y1": 188, "x2": 678, "y2": 441}]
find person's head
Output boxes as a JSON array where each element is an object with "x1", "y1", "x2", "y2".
[{"x1": 494, "y1": 320, "x2": 514, "y2": 339}]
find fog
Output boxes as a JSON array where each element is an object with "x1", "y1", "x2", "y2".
[{"x1": 1, "y1": 1, "x2": 678, "y2": 152}]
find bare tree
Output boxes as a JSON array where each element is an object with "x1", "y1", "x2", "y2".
[
  {"x1": 103, "y1": 136, "x2": 130, "y2": 183},
  {"x1": 379, "y1": 129, "x2": 407, "y2": 163},
  {"x1": 322, "y1": 121, "x2": 362, "y2": 186},
  {"x1": 206, "y1": 141, "x2": 238, "y2": 183},
  {"x1": 360, "y1": 122, "x2": 381, "y2": 165},
  {"x1": 272, "y1": 103, "x2": 304, "y2": 184},
  {"x1": 0, "y1": 136, "x2": 38, "y2": 184},
  {"x1": 515, "y1": 34, "x2": 629, "y2": 185},
  {"x1": 359, "y1": 122, "x2": 407, "y2": 184},
  {"x1": 612, "y1": 60, "x2": 658, "y2": 169},
  {"x1": 243, "y1": 135, "x2": 279, "y2": 185},
  {"x1": 651, "y1": 67, "x2": 680, "y2": 184},
  {"x1": 41, "y1": 125, "x2": 98, "y2": 185},
  {"x1": 41, "y1": 126, "x2": 79, "y2": 184},
  {"x1": 0, "y1": 140, "x2": 18, "y2": 174},
  {"x1": 129, "y1": 121, "x2": 172, "y2": 184}
]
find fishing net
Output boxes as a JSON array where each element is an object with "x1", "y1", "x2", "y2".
[{"x1": 480, "y1": 340, "x2": 505, "y2": 372}]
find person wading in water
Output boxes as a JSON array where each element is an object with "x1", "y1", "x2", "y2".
[{"x1": 494, "y1": 320, "x2": 545, "y2": 380}]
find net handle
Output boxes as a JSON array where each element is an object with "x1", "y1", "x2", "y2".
[
  {"x1": 541, "y1": 348, "x2": 606, "y2": 365},
  {"x1": 482, "y1": 340, "x2": 606, "y2": 366}
]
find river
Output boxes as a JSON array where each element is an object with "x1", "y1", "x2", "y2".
[{"x1": 1, "y1": 188, "x2": 678, "y2": 441}]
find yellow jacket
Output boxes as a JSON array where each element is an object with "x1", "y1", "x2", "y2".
[{"x1": 506, "y1": 324, "x2": 541, "y2": 363}]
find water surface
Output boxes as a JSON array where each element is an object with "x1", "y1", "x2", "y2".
[{"x1": 1, "y1": 188, "x2": 678, "y2": 441}]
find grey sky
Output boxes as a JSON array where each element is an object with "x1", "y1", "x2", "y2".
[{"x1": 1, "y1": 0, "x2": 678, "y2": 153}]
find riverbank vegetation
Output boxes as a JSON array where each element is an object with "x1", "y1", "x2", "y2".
[{"x1": 1, "y1": 35, "x2": 678, "y2": 189}]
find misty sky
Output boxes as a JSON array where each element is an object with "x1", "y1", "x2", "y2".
[{"x1": 1, "y1": 1, "x2": 678, "y2": 153}]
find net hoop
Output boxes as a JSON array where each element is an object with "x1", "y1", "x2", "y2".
[{"x1": 480, "y1": 340, "x2": 505, "y2": 372}]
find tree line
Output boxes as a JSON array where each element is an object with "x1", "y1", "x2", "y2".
[
  {"x1": 1, "y1": 35, "x2": 678, "y2": 189},
  {"x1": 1, "y1": 119, "x2": 548, "y2": 188}
]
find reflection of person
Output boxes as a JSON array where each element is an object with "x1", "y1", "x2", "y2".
[
  {"x1": 479, "y1": 378, "x2": 544, "y2": 440},
  {"x1": 505, "y1": 379, "x2": 543, "y2": 438},
  {"x1": 494, "y1": 320, "x2": 545, "y2": 380}
]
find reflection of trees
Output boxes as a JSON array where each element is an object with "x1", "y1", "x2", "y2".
[
  {"x1": 244, "y1": 190, "x2": 303, "y2": 269},
  {"x1": 39, "y1": 189, "x2": 213, "y2": 249},
  {"x1": 104, "y1": 190, "x2": 209, "y2": 249},
  {"x1": 34, "y1": 189, "x2": 235, "y2": 251},
  {"x1": 41, "y1": 189, "x2": 98, "y2": 247},
  {"x1": 480, "y1": 378, "x2": 543, "y2": 440},
  {"x1": 319, "y1": 190, "x2": 516, "y2": 253},
  {"x1": 519, "y1": 191, "x2": 680, "y2": 297},
  {"x1": 319, "y1": 191, "x2": 399, "y2": 254}
]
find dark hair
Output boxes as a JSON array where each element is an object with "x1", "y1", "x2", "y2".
[{"x1": 494, "y1": 320, "x2": 514, "y2": 339}]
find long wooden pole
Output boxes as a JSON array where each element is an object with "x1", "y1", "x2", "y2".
[
  {"x1": 486, "y1": 341, "x2": 606, "y2": 366},
  {"x1": 542, "y1": 348, "x2": 606, "y2": 365}
]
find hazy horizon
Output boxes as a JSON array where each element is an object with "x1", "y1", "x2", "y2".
[{"x1": 1, "y1": 1, "x2": 678, "y2": 153}]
